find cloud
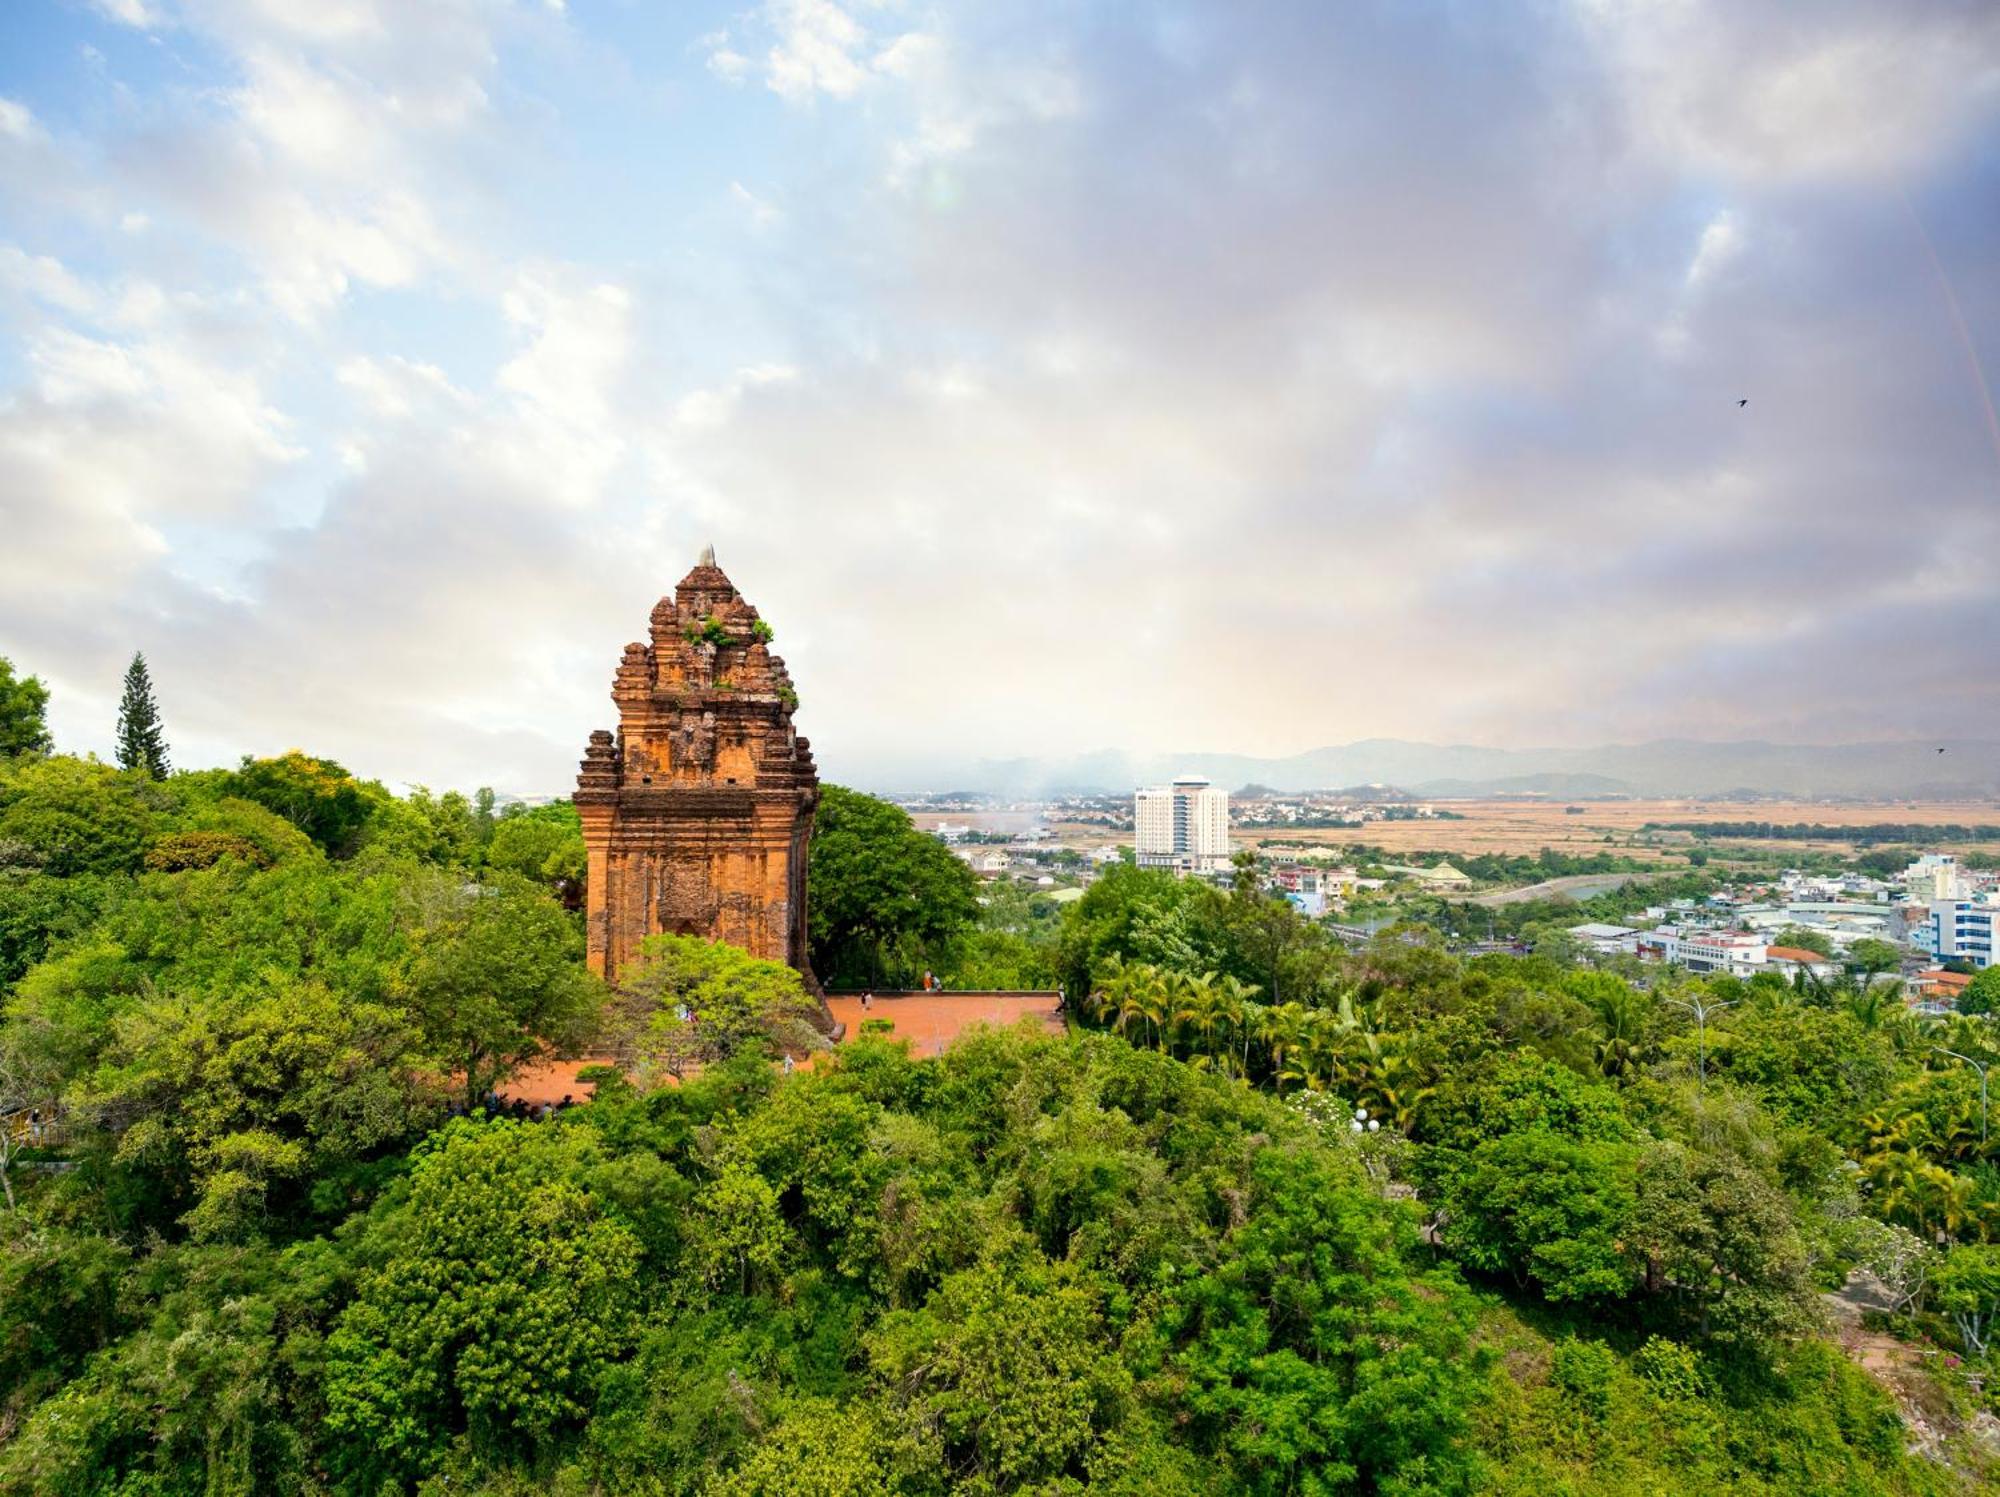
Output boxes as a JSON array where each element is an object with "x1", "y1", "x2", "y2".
[
  {"x1": 1, "y1": 0, "x2": 1997, "y2": 791},
  {"x1": 1578, "y1": 0, "x2": 2000, "y2": 182},
  {"x1": 763, "y1": 0, "x2": 875, "y2": 100},
  {"x1": 88, "y1": 0, "x2": 163, "y2": 27},
  {"x1": 729, "y1": 180, "x2": 783, "y2": 232},
  {"x1": 0, "y1": 98, "x2": 43, "y2": 143}
]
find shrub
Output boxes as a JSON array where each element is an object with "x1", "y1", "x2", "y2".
[
  {"x1": 1634, "y1": 1335, "x2": 1708, "y2": 1401},
  {"x1": 1550, "y1": 1337, "x2": 1618, "y2": 1419}
]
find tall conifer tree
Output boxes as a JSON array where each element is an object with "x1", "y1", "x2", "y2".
[{"x1": 115, "y1": 651, "x2": 170, "y2": 780}]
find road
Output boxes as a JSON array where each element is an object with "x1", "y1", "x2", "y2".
[{"x1": 1470, "y1": 872, "x2": 1648, "y2": 907}]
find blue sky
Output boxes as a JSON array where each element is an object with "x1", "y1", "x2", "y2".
[{"x1": 0, "y1": 0, "x2": 1996, "y2": 793}]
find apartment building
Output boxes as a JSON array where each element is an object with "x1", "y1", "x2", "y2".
[{"x1": 1134, "y1": 775, "x2": 1231, "y2": 875}]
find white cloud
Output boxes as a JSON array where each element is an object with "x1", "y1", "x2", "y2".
[
  {"x1": 1684, "y1": 211, "x2": 1741, "y2": 288},
  {"x1": 1580, "y1": 1, "x2": 2000, "y2": 182},
  {"x1": 705, "y1": 36, "x2": 752, "y2": 84},
  {"x1": 492, "y1": 271, "x2": 635, "y2": 507},
  {"x1": 0, "y1": 98, "x2": 43, "y2": 142},
  {"x1": 764, "y1": 0, "x2": 874, "y2": 100},
  {"x1": 337, "y1": 354, "x2": 467, "y2": 419},
  {"x1": 0, "y1": 245, "x2": 97, "y2": 313},
  {"x1": 4, "y1": 0, "x2": 1999, "y2": 789},
  {"x1": 729, "y1": 180, "x2": 783, "y2": 231},
  {"x1": 89, "y1": 0, "x2": 163, "y2": 28}
]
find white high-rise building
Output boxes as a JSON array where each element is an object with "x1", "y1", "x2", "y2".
[
  {"x1": 1904, "y1": 854, "x2": 1968, "y2": 904},
  {"x1": 1135, "y1": 775, "x2": 1231, "y2": 875},
  {"x1": 1928, "y1": 898, "x2": 1998, "y2": 971}
]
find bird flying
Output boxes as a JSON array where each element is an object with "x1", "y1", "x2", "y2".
[{"x1": 1737, "y1": 398, "x2": 1748, "y2": 407}]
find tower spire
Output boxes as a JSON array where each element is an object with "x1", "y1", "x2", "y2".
[{"x1": 697, "y1": 542, "x2": 716, "y2": 567}]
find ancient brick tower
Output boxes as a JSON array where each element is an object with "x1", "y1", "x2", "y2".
[{"x1": 574, "y1": 548, "x2": 820, "y2": 991}]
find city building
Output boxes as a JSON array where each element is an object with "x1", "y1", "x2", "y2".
[
  {"x1": 1926, "y1": 898, "x2": 1998, "y2": 971},
  {"x1": 1569, "y1": 922, "x2": 1638, "y2": 956},
  {"x1": 1134, "y1": 775, "x2": 1231, "y2": 875},
  {"x1": 1904, "y1": 853, "x2": 1969, "y2": 904},
  {"x1": 1906, "y1": 969, "x2": 1973, "y2": 1008},
  {"x1": 1764, "y1": 945, "x2": 1842, "y2": 982},
  {"x1": 1382, "y1": 861, "x2": 1472, "y2": 891},
  {"x1": 1679, "y1": 931, "x2": 1768, "y2": 978}
]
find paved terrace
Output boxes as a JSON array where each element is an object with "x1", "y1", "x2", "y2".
[{"x1": 504, "y1": 990, "x2": 1064, "y2": 1105}]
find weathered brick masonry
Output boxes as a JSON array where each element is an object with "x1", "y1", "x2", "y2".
[{"x1": 575, "y1": 549, "x2": 822, "y2": 1007}]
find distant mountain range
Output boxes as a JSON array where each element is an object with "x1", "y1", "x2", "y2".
[{"x1": 852, "y1": 738, "x2": 2000, "y2": 800}]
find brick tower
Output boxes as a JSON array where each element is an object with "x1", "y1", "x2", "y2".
[{"x1": 574, "y1": 548, "x2": 821, "y2": 996}]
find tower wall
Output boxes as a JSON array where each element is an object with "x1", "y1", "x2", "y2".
[{"x1": 575, "y1": 554, "x2": 821, "y2": 1003}]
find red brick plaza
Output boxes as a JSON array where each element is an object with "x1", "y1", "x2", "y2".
[{"x1": 504, "y1": 990, "x2": 1065, "y2": 1104}]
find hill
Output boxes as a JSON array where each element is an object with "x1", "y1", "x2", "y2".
[{"x1": 854, "y1": 737, "x2": 2000, "y2": 800}]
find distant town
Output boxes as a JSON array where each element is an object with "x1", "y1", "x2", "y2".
[{"x1": 894, "y1": 781, "x2": 2000, "y2": 1010}]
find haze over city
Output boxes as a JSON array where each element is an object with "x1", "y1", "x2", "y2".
[{"x1": 2, "y1": 0, "x2": 1997, "y2": 794}]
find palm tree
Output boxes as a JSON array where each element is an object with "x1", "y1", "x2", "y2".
[
  {"x1": 1237, "y1": 997, "x2": 1267, "y2": 1081},
  {"x1": 1582, "y1": 982, "x2": 1651, "y2": 1079},
  {"x1": 1288, "y1": 1012, "x2": 1346, "y2": 1093},
  {"x1": 1215, "y1": 975, "x2": 1257, "y2": 1079},
  {"x1": 1259, "y1": 1003, "x2": 1308, "y2": 1092},
  {"x1": 1134, "y1": 966, "x2": 1172, "y2": 1051},
  {"x1": 1108, "y1": 960, "x2": 1153, "y2": 1049},
  {"x1": 1093, "y1": 953, "x2": 1134, "y2": 1032},
  {"x1": 1843, "y1": 983, "x2": 1892, "y2": 1032},
  {"x1": 1174, "y1": 970, "x2": 1226, "y2": 1068},
  {"x1": 1346, "y1": 1029, "x2": 1433, "y2": 1129}
]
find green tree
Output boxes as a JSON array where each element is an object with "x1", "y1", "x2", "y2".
[
  {"x1": 619, "y1": 932, "x2": 827, "y2": 1081},
  {"x1": 869, "y1": 1253, "x2": 1130, "y2": 1491},
  {"x1": 1774, "y1": 926, "x2": 1835, "y2": 958},
  {"x1": 0, "y1": 754, "x2": 160, "y2": 876},
  {"x1": 1932, "y1": 1242, "x2": 2000, "y2": 1357},
  {"x1": 0, "y1": 656, "x2": 53, "y2": 757},
  {"x1": 808, "y1": 785, "x2": 979, "y2": 987},
  {"x1": 1845, "y1": 937, "x2": 1903, "y2": 989},
  {"x1": 1625, "y1": 1141, "x2": 1813, "y2": 1343},
  {"x1": 73, "y1": 974, "x2": 434, "y2": 1239},
  {"x1": 708, "y1": 1398, "x2": 908, "y2": 1496},
  {"x1": 113, "y1": 652, "x2": 170, "y2": 780},
  {"x1": 486, "y1": 800, "x2": 587, "y2": 903},
  {"x1": 324, "y1": 1122, "x2": 644, "y2": 1485},
  {"x1": 399, "y1": 872, "x2": 604, "y2": 1107},
  {"x1": 1960, "y1": 965, "x2": 2000, "y2": 1017},
  {"x1": 228, "y1": 750, "x2": 374, "y2": 854},
  {"x1": 1442, "y1": 1131, "x2": 1640, "y2": 1302}
]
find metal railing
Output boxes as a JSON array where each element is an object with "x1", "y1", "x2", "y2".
[{"x1": 1, "y1": 1108, "x2": 68, "y2": 1150}]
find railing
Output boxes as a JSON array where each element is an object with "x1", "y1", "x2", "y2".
[{"x1": 1, "y1": 1108, "x2": 68, "y2": 1151}]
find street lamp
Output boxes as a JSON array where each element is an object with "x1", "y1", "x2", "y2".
[
  {"x1": 1936, "y1": 1048, "x2": 1991, "y2": 1145},
  {"x1": 1666, "y1": 992, "x2": 1736, "y2": 1091}
]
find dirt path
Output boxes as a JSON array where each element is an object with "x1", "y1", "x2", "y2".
[{"x1": 1821, "y1": 1274, "x2": 1996, "y2": 1472}]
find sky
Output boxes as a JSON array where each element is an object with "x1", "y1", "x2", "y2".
[{"x1": 0, "y1": 0, "x2": 1997, "y2": 796}]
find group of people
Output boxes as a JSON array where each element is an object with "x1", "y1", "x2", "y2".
[{"x1": 447, "y1": 1092, "x2": 578, "y2": 1124}]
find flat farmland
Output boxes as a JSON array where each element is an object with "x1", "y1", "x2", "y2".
[{"x1": 1046, "y1": 799, "x2": 2000, "y2": 861}]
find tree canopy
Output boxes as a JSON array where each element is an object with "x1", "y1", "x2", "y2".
[
  {"x1": 0, "y1": 657, "x2": 52, "y2": 759},
  {"x1": 0, "y1": 744, "x2": 1994, "y2": 1493},
  {"x1": 808, "y1": 785, "x2": 980, "y2": 986}
]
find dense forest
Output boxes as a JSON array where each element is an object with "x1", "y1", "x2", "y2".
[{"x1": 1, "y1": 661, "x2": 1997, "y2": 1491}]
